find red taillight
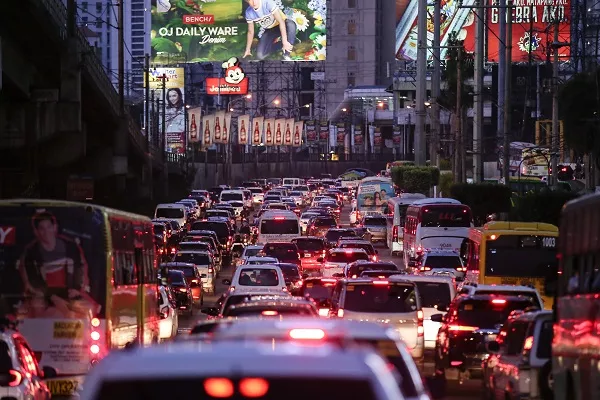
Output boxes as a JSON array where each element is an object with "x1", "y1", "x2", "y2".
[
  {"x1": 239, "y1": 378, "x2": 269, "y2": 398},
  {"x1": 392, "y1": 225, "x2": 398, "y2": 241},
  {"x1": 523, "y1": 336, "x2": 534, "y2": 351},
  {"x1": 289, "y1": 328, "x2": 326, "y2": 339},
  {"x1": 373, "y1": 280, "x2": 389, "y2": 285},
  {"x1": 372, "y1": 255, "x2": 378, "y2": 261},
  {"x1": 448, "y1": 325, "x2": 479, "y2": 332},
  {"x1": 417, "y1": 309, "x2": 424, "y2": 336},
  {"x1": 420, "y1": 266, "x2": 431, "y2": 271},
  {"x1": 274, "y1": 217, "x2": 285, "y2": 220},
  {"x1": 456, "y1": 267, "x2": 466, "y2": 272},
  {"x1": 321, "y1": 278, "x2": 337, "y2": 283},
  {"x1": 191, "y1": 279, "x2": 199, "y2": 284},
  {"x1": 171, "y1": 247, "x2": 176, "y2": 253},
  {"x1": 208, "y1": 268, "x2": 214, "y2": 273},
  {"x1": 491, "y1": 299, "x2": 506, "y2": 305},
  {"x1": 5, "y1": 370, "x2": 22, "y2": 387},
  {"x1": 90, "y1": 344, "x2": 100, "y2": 354},
  {"x1": 179, "y1": 287, "x2": 187, "y2": 293},
  {"x1": 344, "y1": 250, "x2": 353, "y2": 254},
  {"x1": 337, "y1": 309, "x2": 344, "y2": 318}
]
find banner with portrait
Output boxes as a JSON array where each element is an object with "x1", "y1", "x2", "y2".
[
  {"x1": 202, "y1": 115, "x2": 214, "y2": 149},
  {"x1": 274, "y1": 119, "x2": 286, "y2": 146},
  {"x1": 188, "y1": 107, "x2": 202, "y2": 143},
  {"x1": 373, "y1": 126, "x2": 383, "y2": 149},
  {"x1": 319, "y1": 120, "x2": 329, "y2": 143},
  {"x1": 251, "y1": 116, "x2": 264, "y2": 146},
  {"x1": 354, "y1": 124, "x2": 364, "y2": 145},
  {"x1": 336, "y1": 123, "x2": 346, "y2": 145},
  {"x1": 0, "y1": 206, "x2": 107, "y2": 374},
  {"x1": 293, "y1": 121, "x2": 304, "y2": 147},
  {"x1": 213, "y1": 111, "x2": 225, "y2": 144},
  {"x1": 223, "y1": 113, "x2": 232, "y2": 145},
  {"x1": 284, "y1": 119, "x2": 294, "y2": 146},
  {"x1": 306, "y1": 120, "x2": 317, "y2": 142},
  {"x1": 393, "y1": 125, "x2": 402, "y2": 146},
  {"x1": 237, "y1": 115, "x2": 250, "y2": 145},
  {"x1": 264, "y1": 118, "x2": 275, "y2": 146}
]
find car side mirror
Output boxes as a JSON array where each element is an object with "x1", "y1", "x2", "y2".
[
  {"x1": 316, "y1": 257, "x2": 324, "y2": 263},
  {"x1": 436, "y1": 304, "x2": 448, "y2": 312},
  {"x1": 222, "y1": 279, "x2": 231, "y2": 285},
  {"x1": 201, "y1": 307, "x2": 219, "y2": 316},
  {"x1": 430, "y1": 313, "x2": 444, "y2": 323},
  {"x1": 486, "y1": 341, "x2": 500, "y2": 353},
  {"x1": 42, "y1": 366, "x2": 57, "y2": 379}
]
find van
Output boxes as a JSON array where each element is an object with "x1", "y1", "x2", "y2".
[
  {"x1": 257, "y1": 210, "x2": 301, "y2": 244},
  {"x1": 154, "y1": 203, "x2": 187, "y2": 229},
  {"x1": 384, "y1": 194, "x2": 427, "y2": 256},
  {"x1": 283, "y1": 178, "x2": 304, "y2": 186},
  {"x1": 219, "y1": 190, "x2": 245, "y2": 204}
]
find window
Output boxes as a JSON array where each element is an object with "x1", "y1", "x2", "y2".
[
  {"x1": 96, "y1": 2, "x2": 102, "y2": 13},
  {"x1": 348, "y1": 20, "x2": 356, "y2": 35},
  {"x1": 96, "y1": 18, "x2": 102, "y2": 28},
  {"x1": 82, "y1": 1, "x2": 88, "y2": 10},
  {"x1": 347, "y1": 46, "x2": 356, "y2": 61},
  {"x1": 347, "y1": 72, "x2": 356, "y2": 86},
  {"x1": 348, "y1": 0, "x2": 357, "y2": 7}
]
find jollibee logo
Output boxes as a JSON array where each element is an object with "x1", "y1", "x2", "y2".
[{"x1": 222, "y1": 57, "x2": 245, "y2": 85}]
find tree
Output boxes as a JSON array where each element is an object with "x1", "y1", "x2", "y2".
[{"x1": 438, "y1": 33, "x2": 474, "y2": 113}]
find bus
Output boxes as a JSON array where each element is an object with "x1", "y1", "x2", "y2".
[
  {"x1": 256, "y1": 210, "x2": 301, "y2": 244},
  {"x1": 402, "y1": 198, "x2": 473, "y2": 267},
  {"x1": 461, "y1": 221, "x2": 558, "y2": 309},
  {"x1": 355, "y1": 177, "x2": 395, "y2": 220},
  {"x1": 0, "y1": 199, "x2": 158, "y2": 397},
  {"x1": 553, "y1": 194, "x2": 600, "y2": 400},
  {"x1": 383, "y1": 194, "x2": 427, "y2": 256}
]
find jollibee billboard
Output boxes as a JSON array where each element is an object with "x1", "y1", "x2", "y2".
[
  {"x1": 151, "y1": 0, "x2": 327, "y2": 63},
  {"x1": 395, "y1": 0, "x2": 570, "y2": 62}
]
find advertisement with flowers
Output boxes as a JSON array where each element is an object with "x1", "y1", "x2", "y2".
[{"x1": 151, "y1": 0, "x2": 327, "y2": 64}]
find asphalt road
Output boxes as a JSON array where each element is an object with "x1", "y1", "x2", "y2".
[{"x1": 176, "y1": 202, "x2": 480, "y2": 400}]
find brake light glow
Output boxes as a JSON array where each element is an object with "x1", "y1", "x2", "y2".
[
  {"x1": 90, "y1": 344, "x2": 100, "y2": 354},
  {"x1": 318, "y1": 308, "x2": 329, "y2": 317},
  {"x1": 373, "y1": 280, "x2": 389, "y2": 285},
  {"x1": 417, "y1": 310, "x2": 424, "y2": 320},
  {"x1": 490, "y1": 234, "x2": 497, "y2": 240},
  {"x1": 289, "y1": 328, "x2": 326, "y2": 339},
  {"x1": 420, "y1": 266, "x2": 431, "y2": 271},
  {"x1": 448, "y1": 325, "x2": 479, "y2": 332},
  {"x1": 337, "y1": 309, "x2": 344, "y2": 318},
  {"x1": 239, "y1": 378, "x2": 269, "y2": 398},
  {"x1": 179, "y1": 288, "x2": 188, "y2": 293},
  {"x1": 208, "y1": 268, "x2": 214, "y2": 273},
  {"x1": 491, "y1": 299, "x2": 507, "y2": 305},
  {"x1": 372, "y1": 255, "x2": 378, "y2": 261},
  {"x1": 321, "y1": 278, "x2": 337, "y2": 283},
  {"x1": 274, "y1": 217, "x2": 285, "y2": 220},
  {"x1": 523, "y1": 336, "x2": 534, "y2": 351},
  {"x1": 7, "y1": 370, "x2": 22, "y2": 387},
  {"x1": 91, "y1": 318, "x2": 100, "y2": 327},
  {"x1": 456, "y1": 267, "x2": 466, "y2": 272},
  {"x1": 204, "y1": 378, "x2": 234, "y2": 398},
  {"x1": 262, "y1": 310, "x2": 278, "y2": 316},
  {"x1": 90, "y1": 331, "x2": 101, "y2": 341},
  {"x1": 345, "y1": 250, "x2": 353, "y2": 254}
]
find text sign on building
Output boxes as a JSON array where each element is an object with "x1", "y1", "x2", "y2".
[
  {"x1": 205, "y1": 57, "x2": 249, "y2": 95},
  {"x1": 311, "y1": 72, "x2": 325, "y2": 81}
]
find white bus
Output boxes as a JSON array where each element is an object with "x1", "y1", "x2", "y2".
[
  {"x1": 402, "y1": 198, "x2": 473, "y2": 267},
  {"x1": 256, "y1": 210, "x2": 301, "y2": 244},
  {"x1": 355, "y1": 177, "x2": 394, "y2": 221},
  {"x1": 383, "y1": 194, "x2": 427, "y2": 256}
]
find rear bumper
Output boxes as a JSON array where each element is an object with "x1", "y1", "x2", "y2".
[{"x1": 391, "y1": 241, "x2": 403, "y2": 252}]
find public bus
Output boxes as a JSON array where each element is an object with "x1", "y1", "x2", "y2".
[
  {"x1": 553, "y1": 194, "x2": 600, "y2": 400},
  {"x1": 460, "y1": 221, "x2": 558, "y2": 310},
  {"x1": 402, "y1": 198, "x2": 473, "y2": 267},
  {"x1": 355, "y1": 177, "x2": 394, "y2": 221},
  {"x1": 383, "y1": 194, "x2": 427, "y2": 256},
  {"x1": 0, "y1": 199, "x2": 158, "y2": 397}
]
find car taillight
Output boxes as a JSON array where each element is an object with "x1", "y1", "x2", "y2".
[
  {"x1": 420, "y1": 266, "x2": 431, "y2": 271},
  {"x1": 171, "y1": 247, "x2": 176, "y2": 253},
  {"x1": 318, "y1": 308, "x2": 329, "y2": 317},
  {"x1": 392, "y1": 225, "x2": 398, "y2": 241},
  {"x1": 191, "y1": 279, "x2": 199, "y2": 284},
  {"x1": 337, "y1": 309, "x2": 344, "y2": 318},
  {"x1": 491, "y1": 299, "x2": 506, "y2": 305},
  {"x1": 448, "y1": 325, "x2": 479, "y2": 332},
  {"x1": 373, "y1": 280, "x2": 389, "y2": 285},
  {"x1": 5, "y1": 370, "x2": 22, "y2": 387},
  {"x1": 456, "y1": 267, "x2": 466, "y2": 272},
  {"x1": 289, "y1": 328, "x2": 326, "y2": 339},
  {"x1": 523, "y1": 336, "x2": 534, "y2": 351},
  {"x1": 417, "y1": 310, "x2": 424, "y2": 336},
  {"x1": 179, "y1": 287, "x2": 188, "y2": 293},
  {"x1": 208, "y1": 268, "x2": 214, "y2": 273},
  {"x1": 372, "y1": 255, "x2": 378, "y2": 261}
]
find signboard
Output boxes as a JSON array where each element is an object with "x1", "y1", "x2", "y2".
[
  {"x1": 151, "y1": 0, "x2": 328, "y2": 63},
  {"x1": 319, "y1": 120, "x2": 329, "y2": 143},
  {"x1": 373, "y1": 126, "x2": 382, "y2": 147},
  {"x1": 237, "y1": 114, "x2": 250, "y2": 145},
  {"x1": 336, "y1": 123, "x2": 346, "y2": 145},
  {"x1": 144, "y1": 67, "x2": 185, "y2": 89},
  {"x1": 205, "y1": 57, "x2": 249, "y2": 95},
  {"x1": 188, "y1": 107, "x2": 202, "y2": 143},
  {"x1": 213, "y1": 111, "x2": 225, "y2": 143},
  {"x1": 202, "y1": 114, "x2": 214, "y2": 149},
  {"x1": 354, "y1": 124, "x2": 363, "y2": 145},
  {"x1": 284, "y1": 118, "x2": 294, "y2": 146},
  {"x1": 264, "y1": 118, "x2": 275, "y2": 146},
  {"x1": 311, "y1": 72, "x2": 325, "y2": 80},
  {"x1": 293, "y1": 121, "x2": 304, "y2": 147},
  {"x1": 66, "y1": 177, "x2": 94, "y2": 201},
  {"x1": 306, "y1": 120, "x2": 317, "y2": 142},
  {"x1": 252, "y1": 116, "x2": 264, "y2": 145},
  {"x1": 356, "y1": 181, "x2": 394, "y2": 212},
  {"x1": 274, "y1": 119, "x2": 286, "y2": 146},
  {"x1": 393, "y1": 125, "x2": 402, "y2": 146}
]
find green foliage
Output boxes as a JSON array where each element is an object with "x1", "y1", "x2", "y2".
[
  {"x1": 439, "y1": 158, "x2": 452, "y2": 171},
  {"x1": 392, "y1": 166, "x2": 440, "y2": 193},
  {"x1": 438, "y1": 33, "x2": 474, "y2": 112},
  {"x1": 438, "y1": 173, "x2": 454, "y2": 197},
  {"x1": 510, "y1": 191, "x2": 579, "y2": 226},
  {"x1": 450, "y1": 183, "x2": 512, "y2": 226}
]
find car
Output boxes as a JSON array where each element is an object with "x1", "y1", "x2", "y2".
[
  {"x1": 298, "y1": 277, "x2": 339, "y2": 316},
  {"x1": 299, "y1": 212, "x2": 320, "y2": 234},
  {"x1": 337, "y1": 239, "x2": 379, "y2": 262},
  {"x1": 244, "y1": 256, "x2": 279, "y2": 266},
  {"x1": 458, "y1": 283, "x2": 544, "y2": 310},
  {"x1": 202, "y1": 292, "x2": 293, "y2": 319},
  {"x1": 262, "y1": 242, "x2": 302, "y2": 266},
  {"x1": 161, "y1": 262, "x2": 204, "y2": 306},
  {"x1": 271, "y1": 263, "x2": 303, "y2": 294},
  {"x1": 329, "y1": 277, "x2": 425, "y2": 363},
  {"x1": 212, "y1": 318, "x2": 435, "y2": 400},
  {"x1": 415, "y1": 250, "x2": 466, "y2": 281},
  {"x1": 225, "y1": 200, "x2": 246, "y2": 218},
  {"x1": 288, "y1": 191, "x2": 305, "y2": 206},
  {"x1": 291, "y1": 237, "x2": 327, "y2": 271},
  {"x1": 324, "y1": 228, "x2": 358, "y2": 248},
  {"x1": 172, "y1": 251, "x2": 216, "y2": 294},
  {"x1": 190, "y1": 220, "x2": 233, "y2": 253},
  {"x1": 345, "y1": 261, "x2": 403, "y2": 278},
  {"x1": 361, "y1": 215, "x2": 388, "y2": 244},
  {"x1": 222, "y1": 298, "x2": 319, "y2": 319},
  {"x1": 248, "y1": 187, "x2": 265, "y2": 204},
  {"x1": 78, "y1": 341, "x2": 405, "y2": 400},
  {"x1": 158, "y1": 285, "x2": 179, "y2": 341},
  {"x1": 0, "y1": 323, "x2": 55, "y2": 400},
  {"x1": 237, "y1": 244, "x2": 264, "y2": 266},
  {"x1": 482, "y1": 310, "x2": 553, "y2": 400},
  {"x1": 359, "y1": 269, "x2": 407, "y2": 278},
  {"x1": 223, "y1": 265, "x2": 288, "y2": 293},
  {"x1": 320, "y1": 248, "x2": 370, "y2": 277},
  {"x1": 431, "y1": 294, "x2": 539, "y2": 388},
  {"x1": 165, "y1": 269, "x2": 194, "y2": 316},
  {"x1": 307, "y1": 216, "x2": 338, "y2": 237}
]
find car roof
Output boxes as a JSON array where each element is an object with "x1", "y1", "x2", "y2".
[
  {"x1": 392, "y1": 274, "x2": 454, "y2": 283},
  {"x1": 175, "y1": 250, "x2": 210, "y2": 255},
  {"x1": 457, "y1": 293, "x2": 539, "y2": 302},
  {"x1": 341, "y1": 277, "x2": 415, "y2": 286},
  {"x1": 330, "y1": 248, "x2": 367, "y2": 253},
  {"x1": 423, "y1": 250, "x2": 461, "y2": 256},
  {"x1": 463, "y1": 283, "x2": 538, "y2": 292},
  {"x1": 228, "y1": 298, "x2": 315, "y2": 309},
  {"x1": 244, "y1": 245, "x2": 264, "y2": 250},
  {"x1": 226, "y1": 289, "x2": 290, "y2": 297},
  {"x1": 161, "y1": 262, "x2": 196, "y2": 268},
  {"x1": 243, "y1": 257, "x2": 279, "y2": 262}
]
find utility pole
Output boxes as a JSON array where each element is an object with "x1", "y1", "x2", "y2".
[
  {"x1": 145, "y1": 54, "x2": 152, "y2": 200},
  {"x1": 497, "y1": 0, "x2": 506, "y2": 154},
  {"x1": 502, "y1": 0, "x2": 513, "y2": 183},
  {"x1": 431, "y1": 0, "x2": 441, "y2": 169},
  {"x1": 415, "y1": 0, "x2": 428, "y2": 166},
  {"x1": 473, "y1": 0, "x2": 484, "y2": 182},
  {"x1": 456, "y1": 48, "x2": 463, "y2": 182},
  {"x1": 551, "y1": 17, "x2": 560, "y2": 185},
  {"x1": 118, "y1": 0, "x2": 124, "y2": 114}
]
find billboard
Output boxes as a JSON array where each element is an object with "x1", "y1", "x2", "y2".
[
  {"x1": 151, "y1": 0, "x2": 327, "y2": 63},
  {"x1": 293, "y1": 121, "x2": 304, "y2": 147},
  {"x1": 252, "y1": 116, "x2": 264, "y2": 145},
  {"x1": 238, "y1": 114, "x2": 250, "y2": 145},
  {"x1": 319, "y1": 121, "x2": 328, "y2": 143},
  {"x1": 265, "y1": 118, "x2": 275, "y2": 146},
  {"x1": 274, "y1": 119, "x2": 286, "y2": 145},
  {"x1": 354, "y1": 124, "x2": 363, "y2": 145},
  {"x1": 306, "y1": 120, "x2": 317, "y2": 142},
  {"x1": 188, "y1": 107, "x2": 202, "y2": 143},
  {"x1": 284, "y1": 118, "x2": 294, "y2": 146},
  {"x1": 395, "y1": 0, "x2": 570, "y2": 62},
  {"x1": 393, "y1": 125, "x2": 402, "y2": 146},
  {"x1": 213, "y1": 111, "x2": 225, "y2": 143},
  {"x1": 336, "y1": 123, "x2": 346, "y2": 145},
  {"x1": 206, "y1": 57, "x2": 249, "y2": 96}
]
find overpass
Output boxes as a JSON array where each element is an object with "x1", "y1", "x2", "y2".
[{"x1": 0, "y1": 0, "x2": 189, "y2": 212}]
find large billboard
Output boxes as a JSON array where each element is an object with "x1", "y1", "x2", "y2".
[
  {"x1": 395, "y1": 0, "x2": 570, "y2": 62},
  {"x1": 151, "y1": 0, "x2": 327, "y2": 63}
]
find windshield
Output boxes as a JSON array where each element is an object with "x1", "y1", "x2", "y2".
[
  {"x1": 364, "y1": 217, "x2": 387, "y2": 226},
  {"x1": 167, "y1": 271, "x2": 185, "y2": 285},
  {"x1": 344, "y1": 284, "x2": 417, "y2": 313},
  {"x1": 263, "y1": 244, "x2": 298, "y2": 260},
  {"x1": 328, "y1": 252, "x2": 369, "y2": 263},
  {"x1": 414, "y1": 281, "x2": 451, "y2": 308},
  {"x1": 456, "y1": 299, "x2": 537, "y2": 328},
  {"x1": 260, "y1": 219, "x2": 299, "y2": 235},
  {"x1": 167, "y1": 267, "x2": 194, "y2": 278},
  {"x1": 294, "y1": 186, "x2": 309, "y2": 191},
  {"x1": 301, "y1": 213, "x2": 318, "y2": 220},
  {"x1": 277, "y1": 265, "x2": 301, "y2": 279},
  {"x1": 224, "y1": 307, "x2": 314, "y2": 317},
  {"x1": 474, "y1": 290, "x2": 541, "y2": 308},
  {"x1": 206, "y1": 211, "x2": 229, "y2": 218},
  {"x1": 292, "y1": 239, "x2": 325, "y2": 251},
  {"x1": 360, "y1": 270, "x2": 404, "y2": 278},
  {"x1": 191, "y1": 222, "x2": 230, "y2": 239},
  {"x1": 485, "y1": 235, "x2": 558, "y2": 279},
  {"x1": 421, "y1": 205, "x2": 472, "y2": 228},
  {"x1": 249, "y1": 188, "x2": 263, "y2": 194},
  {"x1": 221, "y1": 193, "x2": 243, "y2": 202},
  {"x1": 156, "y1": 208, "x2": 184, "y2": 219},
  {"x1": 338, "y1": 242, "x2": 375, "y2": 255},
  {"x1": 290, "y1": 192, "x2": 302, "y2": 196},
  {"x1": 302, "y1": 281, "x2": 335, "y2": 300},
  {"x1": 325, "y1": 230, "x2": 357, "y2": 242},
  {"x1": 238, "y1": 268, "x2": 280, "y2": 286},
  {"x1": 347, "y1": 263, "x2": 398, "y2": 277},
  {"x1": 174, "y1": 253, "x2": 211, "y2": 266},
  {"x1": 423, "y1": 255, "x2": 463, "y2": 269},
  {"x1": 536, "y1": 320, "x2": 553, "y2": 358},
  {"x1": 243, "y1": 248, "x2": 262, "y2": 257},
  {"x1": 314, "y1": 218, "x2": 336, "y2": 227},
  {"x1": 178, "y1": 243, "x2": 210, "y2": 252}
]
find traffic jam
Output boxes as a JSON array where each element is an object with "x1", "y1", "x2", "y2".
[{"x1": 2, "y1": 171, "x2": 592, "y2": 400}]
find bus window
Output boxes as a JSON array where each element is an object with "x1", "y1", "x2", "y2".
[
  {"x1": 486, "y1": 235, "x2": 557, "y2": 278},
  {"x1": 421, "y1": 206, "x2": 472, "y2": 228}
]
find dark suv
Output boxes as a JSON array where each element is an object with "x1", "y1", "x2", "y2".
[
  {"x1": 262, "y1": 242, "x2": 302, "y2": 266},
  {"x1": 431, "y1": 294, "x2": 538, "y2": 386},
  {"x1": 307, "y1": 216, "x2": 338, "y2": 237},
  {"x1": 166, "y1": 269, "x2": 194, "y2": 316}
]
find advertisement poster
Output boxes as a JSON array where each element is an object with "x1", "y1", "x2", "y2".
[
  {"x1": 188, "y1": 107, "x2": 202, "y2": 143},
  {"x1": 223, "y1": 112, "x2": 232, "y2": 144},
  {"x1": 151, "y1": 0, "x2": 328, "y2": 63},
  {"x1": 306, "y1": 120, "x2": 317, "y2": 142},
  {"x1": 166, "y1": 131, "x2": 186, "y2": 154},
  {"x1": 356, "y1": 181, "x2": 395, "y2": 212},
  {"x1": 202, "y1": 114, "x2": 214, "y2": 149},
  {"x1": 0, "y1": 206, "x2": 106, "y2": 375},
  {"x1": 206, "y1": 57, "x2": 249, "y2": 95},
  {"x1": 284, "y1": 118, "x2": 294, "y2": 146},
  {"x1": 319, "y1": 120, "x2": 329, "y2": 142},
  {"x1": 264, "y1": 118, "x2": 275, "y2": 146},
  {"x1": 293, "y1": 121, "x2": 304, "y2": 147},
  {"x1": 354, "y1": 124, "x2": 364, "y2": 145},
  {"x1": 274, "y1": 118, "x2": 286, "y2": 145},
  {"x1": 393, "y1": 125, "x2": 402, "y2": 146},
  {"x1": 251, "y1": 116, "x2": 264, "y2": 145},
  {"x1": 213, "y1": 111, "x2": 225, "y2": 143},
  {"x1": 373, "y1": 126, "x2": 382, "y2": 148},
  {"x1": 237, "y1": 114, "x2": 250, "y2": 145},
  {"x1": 336, "y1": 123, "x2": 346, "y2": 145}
]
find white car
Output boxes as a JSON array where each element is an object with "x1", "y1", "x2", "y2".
[
  {"x1": 321, "y1": 248, "x2": 370, "y2": 277},
  {"x1": 158, "y1": 285, "x2": 179, "y2": 341},
  {"x1": 417, "y1": 250, "x2": 466, "y2": 281},
  {"x1": 458, "y1": 283, "x2": 544, "y2": 310},
  {"x1": 242, "y1": 256, "x2": 279, "y2": 266},
  {"x1": 78, "y1": 341, "x2": 404, "y2": 400},
  {"x1": 223, "y1": 264, "x2": 287, "y2": 293},
  {"x1": 300, "y1": 212, "x2": 320, "y2": 234},
  {"x1": 237, "y1": 245, "x2": 264, "y2": 266},
  {"x1": 225, "y1": 200, "x2": 245, "y2": 218},
  {"x1": 288, "y1": 191, "x2": 305, "y2": 207},
  {"x1": 248, "y1": 187, "x2": 264, "y2": 204},
  {"x1": 0, "y1": 327, "x2": 54, "y2": 400},
  {"x1": 173, "y1": 251, "x2": 216, "y2": 294}
]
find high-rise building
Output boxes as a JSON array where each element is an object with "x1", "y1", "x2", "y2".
[{"x1": 74, "y1": 0, "x2": 151, "y2": 101}]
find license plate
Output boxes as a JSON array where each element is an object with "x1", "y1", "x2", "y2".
[
  {"x1": 47, "y1": 379, "x2": 79, "y2": 396},
  {"x1": 305, "y1": 253, "x2": 311, "y2": 257}
]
